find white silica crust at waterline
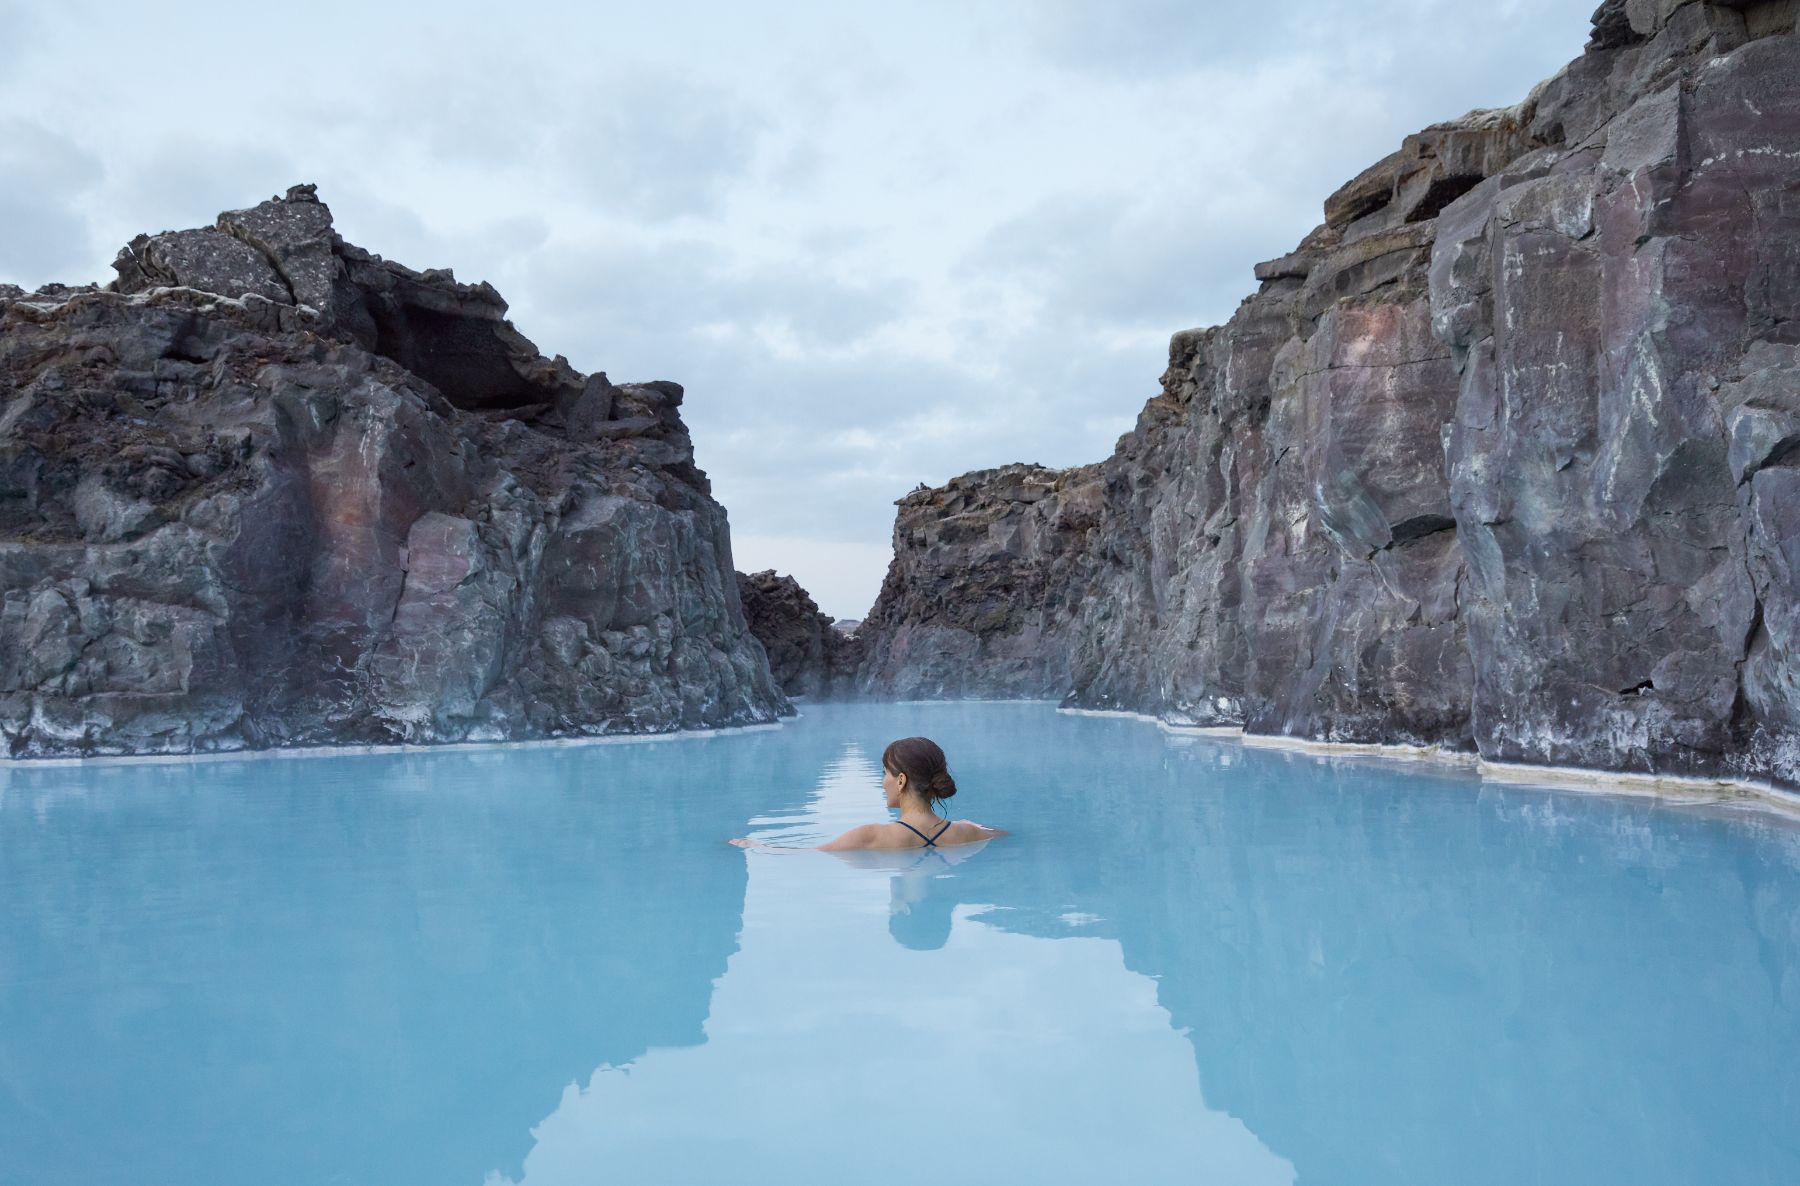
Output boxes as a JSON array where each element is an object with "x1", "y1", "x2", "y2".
[
  {"x1": 0, "y1": 721, "x2": 788, "y2": 769},
  {"x1": 1057, "y1": 705, "x2": 1800, "y2": 821}
]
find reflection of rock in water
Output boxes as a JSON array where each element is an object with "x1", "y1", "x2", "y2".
[
  {"x1": 972, "y1": 725, "x2": 1800, "y2": 1184},
  {"x1": 0, "y1": 725, "x2": 844, "y2": 1186},
  {"x1": 831, "y1": 843, "x2": 989, "y2": 952}
]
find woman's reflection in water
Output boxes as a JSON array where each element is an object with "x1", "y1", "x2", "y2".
[{"x1": 828, "y1": 841, "x2": 991, "y2": 951}]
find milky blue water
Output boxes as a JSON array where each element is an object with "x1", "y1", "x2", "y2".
[{"x1": 2, "y1": 702, "x2": 1798, "y2": 1185}]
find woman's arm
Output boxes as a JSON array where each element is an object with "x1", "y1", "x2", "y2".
[
  {"x1": 727, "y1": 824, "x2": 880, "y2": 852},
  {"x1": 818, "y1": 824, "x2": 880, "y2": 851}
]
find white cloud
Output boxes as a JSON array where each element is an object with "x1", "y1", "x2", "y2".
[
  {"x1": 108, "y1": 138, "x2": 298, "y2": 238},
  {"x1": 0, "y1": 121, "x2": 105, "y2": 286},
  {"x1": 558, "y1": 69, "x2": 768, "y2": 219},
  {"x1": 729, "y1": 535, "x2": 896, "y2": 621},
  {"x1": 1032, "y1": 0, "x2": 1311, "y2": 75},
  {"x1": 0, "y1": 1, "x2": 29, "y2": 72}
]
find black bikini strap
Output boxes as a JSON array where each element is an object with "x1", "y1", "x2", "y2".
[
  {"x1": 931, "y1": 819, "x2": 951, "y2": 844},
  {"x1": 897, "y1": 820, "x2": 943, "y2": 847}
]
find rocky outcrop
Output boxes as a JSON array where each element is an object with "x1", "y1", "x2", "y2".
[
  {"x1": 857, "y1": 1, "x2": 1800, "y2": 787},
  {"x1": 857, "y1": 464, "x2": 1103, "y2": 699},
  {"x1": 0, "y1": 185, "x2": 787, "y2": 756},
  {"x1": 736, "y1": 569, "x2": 862, "y2": 698}
]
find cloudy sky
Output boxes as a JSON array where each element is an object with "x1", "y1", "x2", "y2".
[{"x1": 0, "y1": 0, "x2": 1593, "y2": 617}]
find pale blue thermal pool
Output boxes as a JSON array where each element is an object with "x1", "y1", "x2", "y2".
[{"x1": 2, "y1": 702, "x2": 1797, "y2": 1185}]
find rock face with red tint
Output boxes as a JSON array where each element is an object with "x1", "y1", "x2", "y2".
[
  {"x1": 857, "y1": 2, "x2": 1800, "y2": 786},
  {"x1": 0, "y1": 186, "x2": 787, "y2": 755}
]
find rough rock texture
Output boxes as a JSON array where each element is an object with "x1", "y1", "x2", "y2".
[
  {"x1": 856, "y1": 464, "x2": 1103, "y2": 699},
  {"x1": 736, "y1": 569, "x2": 862, "y2": 698},
  {"x1": 858, "y1": 2, "x2": 1800, "y2": 786},
  {"x1": 0, "y1": 185, "x2": 787, "y2": 755}
]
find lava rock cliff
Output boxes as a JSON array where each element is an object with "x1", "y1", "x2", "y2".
[
  {"x1": 735, "y1": 569, "x2": 862, "y2": 699},
  {"x1": 857, "y1": 0, "x2": 1800, "y2": 787},
  {"x1": 0, "y1": 185, "x2": 787, "y2": 755}
]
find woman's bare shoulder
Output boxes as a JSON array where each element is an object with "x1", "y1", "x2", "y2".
[
  {"x1": 945, "y1": 820, "x2": 1009, "y2": 844},
  {"x1": 818, "y1": 823, "x2": 886, "y2": 851}
]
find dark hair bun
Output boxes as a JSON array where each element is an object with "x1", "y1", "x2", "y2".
[{"x1": 882, "y1": 736, "x2": 959, "y2": 803}]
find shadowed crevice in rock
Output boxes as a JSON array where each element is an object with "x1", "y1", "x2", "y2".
[
  {"x1": 363, "y1": 300, "x2": 544, "y2": 412},
  {"x1": 1403, "y1": 173, "x2": 1485, "y2": 223},
  {"x1": 1386, "y1": 514, "x2": 1458, "y2": 547}
]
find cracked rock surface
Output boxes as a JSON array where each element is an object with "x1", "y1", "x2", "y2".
[
  {"x1": 856, "y1": 1, "x2": 1800, "y2": 786},
  {"x1": 0, "y1": 185, "x2": 787, "y2": 756}
]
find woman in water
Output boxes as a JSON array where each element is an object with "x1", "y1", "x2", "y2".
[
  {"x1": 730, "y1": 736, "x2": 1007, "y2": 850},
  {"x1": 823, "y1": 736, "x2": 1006, "y2": 850}
]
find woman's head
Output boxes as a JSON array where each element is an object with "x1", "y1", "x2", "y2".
[{"x1": 881, "y1": 736, "x2": 957, "y2": 812}]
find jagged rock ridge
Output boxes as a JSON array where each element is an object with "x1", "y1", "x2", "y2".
[
  {"x1": 736, "y1": 569, "x2": 863, "y2": 699},
  {"x1": 856, "y1": 1, "x2": 1800, "y2": 787},
  {"x1": 855, "y1": 463, "x2": 1103, "y2": 699},
  {"x1": 0, "y1": 185, "x2": 788, "y2": 755}
]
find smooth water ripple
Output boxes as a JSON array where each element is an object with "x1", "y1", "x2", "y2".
[{"x1": 2, "y1": 703, "x2": 1797, "y2": 1185}]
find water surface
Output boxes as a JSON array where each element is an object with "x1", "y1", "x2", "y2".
[{"x1": 2, "y1": 703, "x2": 1797, "y2": 1185}]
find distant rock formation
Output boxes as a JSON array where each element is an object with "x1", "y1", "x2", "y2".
[
  {"x1": 857, "y1": 1, "x2": 1800, "y2": 787},
  {"x1": 856, "y1": 463, "x2": 1102, "y2": 699},
  {"x1": 736, "y1": 569, "x2": 861, "y2": 698},
  {"x1": 0, "y1": 185, "x2": 787, "y2": 756}
]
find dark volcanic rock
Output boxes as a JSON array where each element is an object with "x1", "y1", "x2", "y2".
[
  {"x1": 856, "y1": 464, "x2": 1103, "y2": 700},
  {"x1": 0, "y1": 186, "x2": 787, "y2": 755},
  {"x1": 736, "y1": 569, "x2": 861, "y2": 698},
  {"x1": 857, "y1": 3, "x2": 1800, "y2": 786}
]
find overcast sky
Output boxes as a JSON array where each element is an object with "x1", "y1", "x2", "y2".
[{"x1": 0, "y1": 0, "x2": 1593, "y2": 617}]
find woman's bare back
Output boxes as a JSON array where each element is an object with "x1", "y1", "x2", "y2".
[{"x1": 820, "y1": 819, "x2": 1007, "y2": 851}]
